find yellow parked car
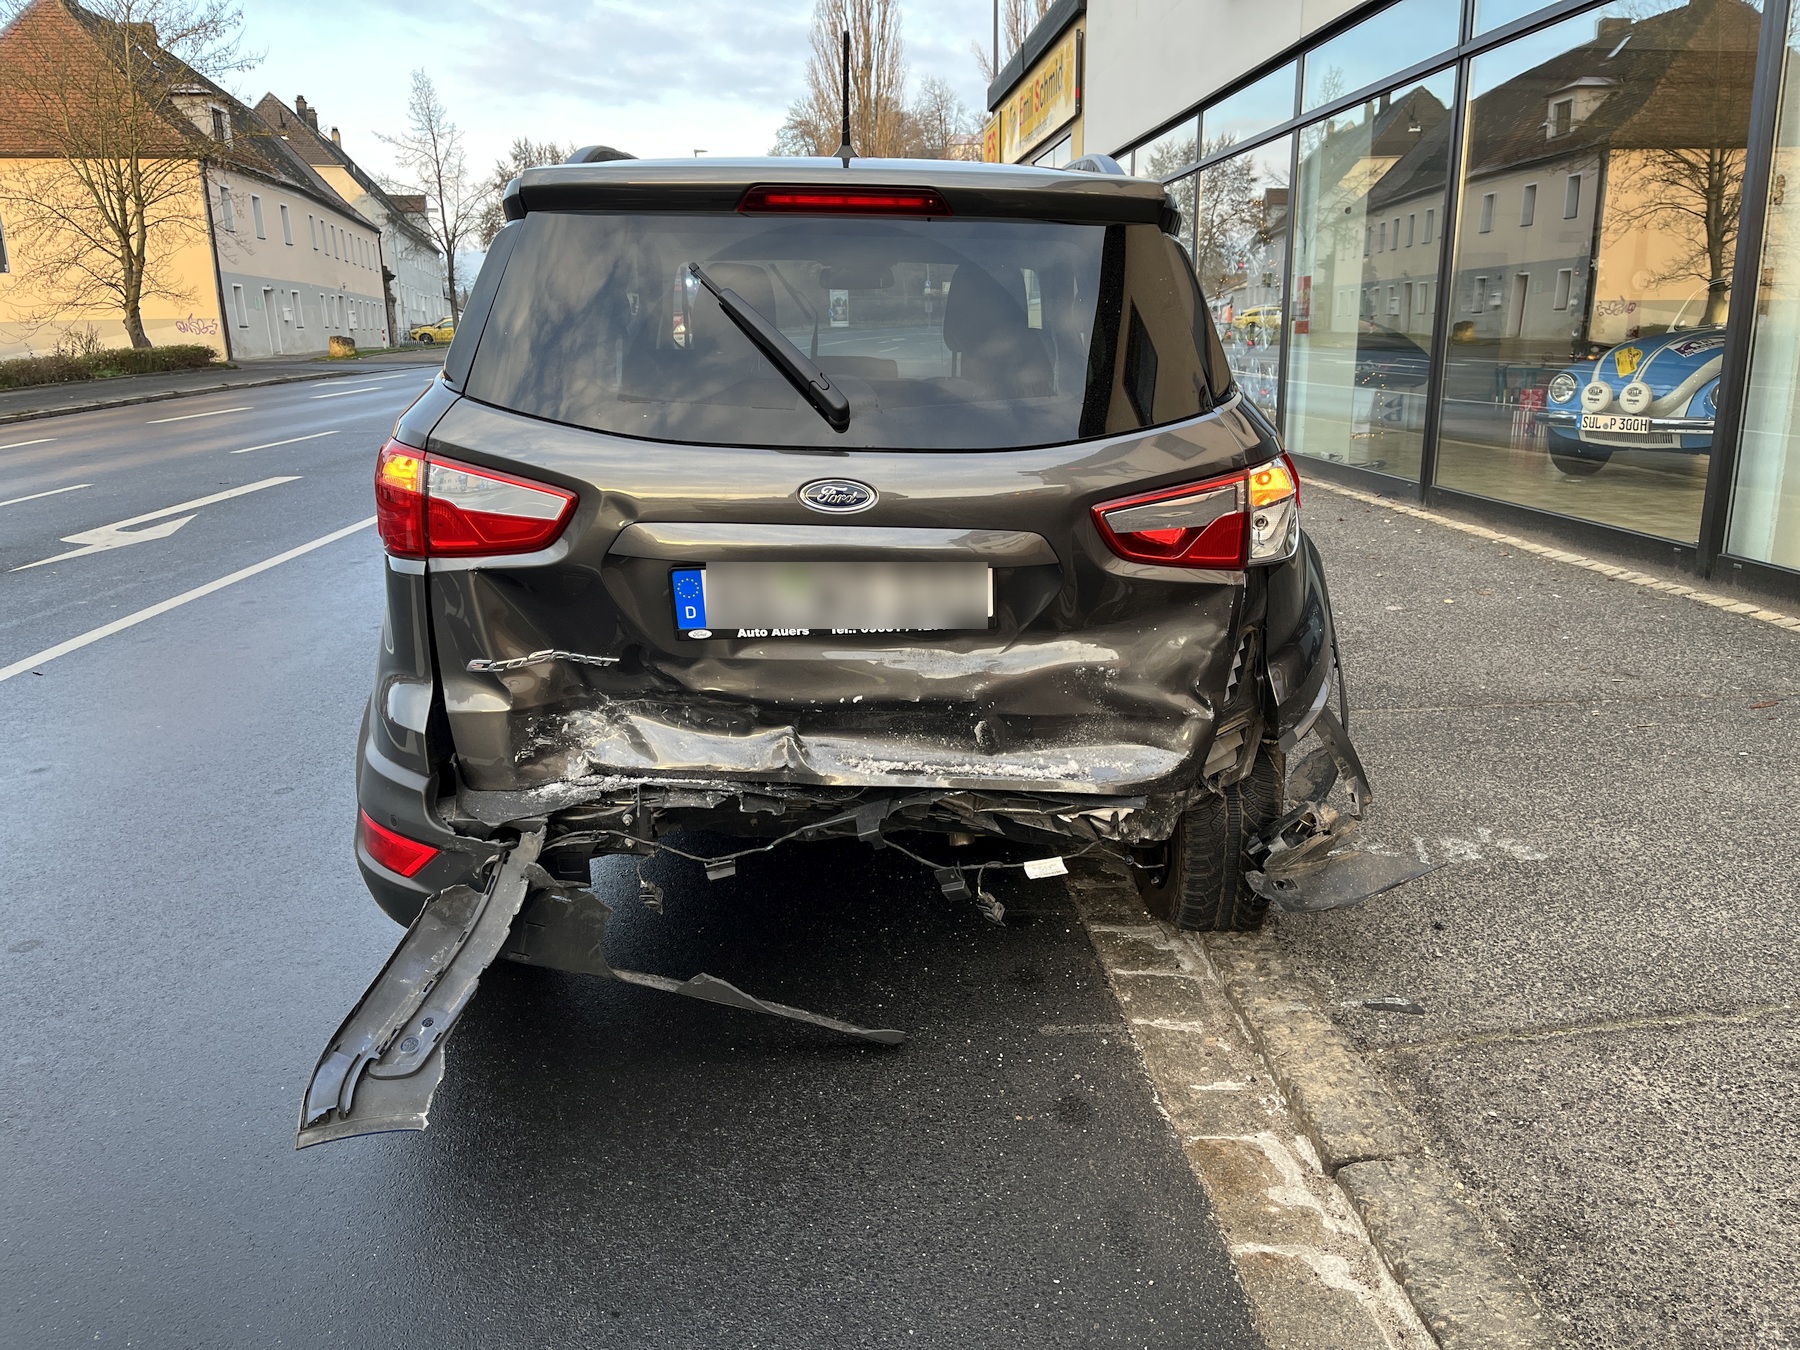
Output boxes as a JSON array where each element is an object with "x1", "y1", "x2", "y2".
[
  {"x1": 409, "y1": 318, "x2": 455, "y2": 344},
  {"x1": 1233, "y1": 305, "x2": 1282, "y2": 337}
]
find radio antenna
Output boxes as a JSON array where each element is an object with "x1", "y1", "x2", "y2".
[{"x1": 834, "y1": 28, "x2": 854, "y2": 166}]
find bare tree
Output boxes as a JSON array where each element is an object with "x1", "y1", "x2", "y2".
[
  {"x1": 906, "y1": 75, "x2": 974, "y2": 158},
  {"x1": 970, "y1": 0, "x2": 1051, "y2": 82},
  {"x1": 379, "y1": 71, "x2": 479, "y2": 321},
  {"x1": 0, "y1": 0, "x2": 258, "y2": 347},
  {"x1": 476, "y1": 137, "x2": 572, "y2": 246},
  {"x1": 771, "y1": 0, "x2": 911, "y2": 158}
]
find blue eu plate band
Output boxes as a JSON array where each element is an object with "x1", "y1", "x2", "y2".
[{"x1": 672, "y1": 568, "x2": 708, "y2": 636}]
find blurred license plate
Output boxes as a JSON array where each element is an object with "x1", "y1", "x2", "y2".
[
  {"x1": 671, "y1": 562, "x2": 991, "y2": 639},
  {"x1": 1581, "y1": 414, "x2": 1651, "y2": 434}
]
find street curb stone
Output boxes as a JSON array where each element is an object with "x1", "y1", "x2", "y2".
[
  {"x1": 1202, "y1": 933, "x2": 1564, "y2": 1350},
  {"x1": 1337, "y1": 1158, "x2": 1563, "y2": 1350},
  {"x1": 1307, "y1": 478, "x2": 1799, "y2": 632},
  {"x1": 1204, "y1": 939, "x2": 1423, "y2": 1172},
  {"x1": 0, "y1": 365, "x2": 430, "y2": 426}
]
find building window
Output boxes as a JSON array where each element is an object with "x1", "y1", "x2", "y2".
[
  {"x1": 1423, "y1": 208, "x2": 1434, "y2": 243},
  {"x1": 1388, "y1": 285, "x2": 1400, "y2": 316},
  {"x1": 279, "y1": 203, "x2": 292, "y2": 245},
  {"x1": 1553, "y1": 269, "x2": 1573, "y2": 310},
  {"x1": 1549, "y1": 98, "x2": 1573, "y2": 138},
  {"x1": 1407, "y1": 213, "x2": 1416, "y2": 247},
  {"x1": 232, "y1": 283, "x2": 248, "y2": 327},
  {"x1": 1378, "y1": 221, "x2": 1387, "y2": 251},
  {"x1": 219, "y1": 186, "x2": 235, "y2": 231},
  {"x1": 1472, "y1": 276, "x2": 1488, "y2": 313},
  {"x1": 1416, "y1": 281, "x2": 1431, "y2": 314},
  {"x1": 292, "y1": 289, "x2": 304, "y2": 327},
  {"x1": 1521, "y1": 183, "x2": 1537, "y2": 227},
  {"x1": 1479, "y1": 192, "x2": 1496, "y2": 232},
  {"x1": 1564, "y1": 173, "x2": 1582, "y2": 218},
  {"x1": 251, "y1": 195, "x2": 265, "y2": 239},
  {"x1": 210, "y1": 106, "x2": 230, "y2": 143},
  {"x1": 309, "y1": 215, "x2": 318, "y2": 249},
  {"x1": 1365, "y1": 226, "x2": 1373, "y2": 256}
]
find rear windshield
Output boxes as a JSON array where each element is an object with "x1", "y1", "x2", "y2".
[{"x1": 462, "y1": 211, "x2": 1233, "y2": 450}]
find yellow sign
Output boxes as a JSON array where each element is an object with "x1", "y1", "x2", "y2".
[
  {"x1": 983, "y1": 115, "x2": 1003, "y2": 164},
  {"x1": 993, "y1": 27, "x2": 1081, "y2": 162},
  {"x1": 1613, "y1": 345, "x2": 1644, "y2": 377}
]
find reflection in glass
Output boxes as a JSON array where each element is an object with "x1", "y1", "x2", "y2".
[
  {"x1": 1132, "y1": 117, "x2": 1198, "y2": 178},
  {"x1": 1202, "y1": 63, "x2": 1299, "y2": 149},
  {"x1": 1287, "y1": 70, "x2": 1454, "y2": 480},
  {"x1": 1194, "y1": 136, "x2": 1292, "y2": 414},
  {"x1": 1727, "y1": 0, "x2": 1800, "y2": 571},
  {"x1": 1435, "y1": 0, "x2": 1760, "y2": 542},
  {"x1": 1166, "y1": 171, "x2": 1198, "y2": 259},
  {"x1": 1302, "y1": 0, "x2": 1460, "y2": 113}
]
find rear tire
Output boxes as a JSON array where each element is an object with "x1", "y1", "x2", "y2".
[
  {"x1": 418, "y1": 333, "x2": 435, "y2": 344},
  {"x1": 1136, "y1": 750, "x2": 1283, "y2": 932}
]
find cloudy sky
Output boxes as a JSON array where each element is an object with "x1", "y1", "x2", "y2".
[{"x1": 235, "y1": 1, "x2": 994, "y2": 183}]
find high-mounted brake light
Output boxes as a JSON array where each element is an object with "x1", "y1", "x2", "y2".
[
  {"x1": 1093, "y1": 454, "x2": 1301, "y2": 570},
  {"x1": 359, "y1": 810, "x2": 440, "y2": 878},
  {"x1": 739, "y1": 185, "x2": 950, "y2": 216},
  {"x1": 375, "y1": 438, "x2": 577, "y2": 560}
]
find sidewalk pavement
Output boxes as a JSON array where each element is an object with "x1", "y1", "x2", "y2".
[
  {"x1": 1272, "y1": 483, "x2": 1799, "y2": 1349},
  {"x1": 0, "y1": 348, "x2": 444, "y2": 426}
]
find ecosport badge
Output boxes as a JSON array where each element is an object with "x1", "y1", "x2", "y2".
[{"x1": 798, "y1": 479, "x2": 878, "y2": 513}]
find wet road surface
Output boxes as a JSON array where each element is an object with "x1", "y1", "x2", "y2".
[{"x1": 0, "y1": 379, "x2": 1262, "y2": 1348}]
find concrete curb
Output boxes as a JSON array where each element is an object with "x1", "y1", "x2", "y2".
[
  {"x1": 1204, "y1": 933, "x2": 1564, "y2": 1350},
  {"x1": 0, "y1": 364, "x2": 434, "y2": 427},
  {"x1": 1308, "y1": 478, "x2": 1800, "y2": 633}
]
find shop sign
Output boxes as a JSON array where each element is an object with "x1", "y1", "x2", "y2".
[{"x1": 993, "y1": 27, "x2": 1081, "y2": 162}]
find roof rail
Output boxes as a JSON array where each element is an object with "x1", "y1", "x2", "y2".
[
  {"x1": 565, "y1": 145, "x2": 637, "y2": 164},
  {"x1": 1065, "y1": 153, "x2": 1126, "y2": 176}
]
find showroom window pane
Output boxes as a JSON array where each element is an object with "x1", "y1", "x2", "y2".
[
  {"x1": 1726, "y1": 0, "x2": 1800, "y2": 571},
  {"x1": 1434, "y1": 0, "x2": 1762, "y2": 543},
  {"x1": 1288, "y1": 69, "x2": 1454, "y2": 481},
  {"x1": 1131, "y1": 117, "x2": 1198, "y2": 177},
  {"x1": 1195, "y1": 136, "x2": 1293, "y2": 415},
  {"x1": 1302, "y1": 0, "x2": 1460, "y2": 113},
  {"x1": 1202, "y1": 64, "x2": 1299, "y2": 151}
]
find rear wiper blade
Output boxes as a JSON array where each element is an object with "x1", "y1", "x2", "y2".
[{"x1": 686, "y1": 262, "x2": 850, "y2": 432}]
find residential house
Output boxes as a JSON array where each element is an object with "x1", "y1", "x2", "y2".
[
  {"x1": 253, "y1": 94, "x2": 449, "y2": 339},
  {"x1": 0, "y1": 0, "x2": 387, "y2": 359}
]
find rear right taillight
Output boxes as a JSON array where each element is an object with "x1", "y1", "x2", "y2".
[
  {"x1": 1093, "y1": 455, "x2": 1301, "y2": 569},
  {"x1": 375, "y1": 438, "x2": 577, "y2": 560}
]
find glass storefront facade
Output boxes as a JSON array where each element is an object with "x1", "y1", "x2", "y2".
[{"x1": 1118, "y1": 0, "x2": 1800, "y2": 595}]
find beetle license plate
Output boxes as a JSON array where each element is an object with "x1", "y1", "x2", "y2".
[
  {"x1": 672, "y1": 562, "x2": 992, "y2": 639},
  {"x1": 1581, "y1": 414, "x2": 1652, "y2": 434}
]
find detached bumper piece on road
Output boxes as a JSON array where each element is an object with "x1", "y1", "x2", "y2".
[{"x1": 299, "y1": 829, "x2": 902, "y2": 1149}]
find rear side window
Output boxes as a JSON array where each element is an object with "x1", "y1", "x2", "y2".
[{"x1": 463, "y1": 211, "x2": 1231, "y2": 449}]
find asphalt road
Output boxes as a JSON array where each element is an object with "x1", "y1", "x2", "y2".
[{"x1": 0, "y1": 379, "x2": 1262, "y2": 1348}]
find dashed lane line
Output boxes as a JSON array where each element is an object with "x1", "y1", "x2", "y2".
[
  {"x1": 0, "y1": 483, "x2": 89, "y2": 508},
  {"x1": 145, "y1": 405, "x2": 254, "y2": 424},
  {"x1": 231, "y1": 431, "x2": 340, "y2": 454},
  {"x1": 0, "y1": 517, "x2": 376, "y2": 684},
  {"x1": 0, "y1": 437, "x2": 57, "y2": 450}
]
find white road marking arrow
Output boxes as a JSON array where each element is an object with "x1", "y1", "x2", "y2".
[{"x1": 12, "y1": 476, "x2": 299, "y2": 570}]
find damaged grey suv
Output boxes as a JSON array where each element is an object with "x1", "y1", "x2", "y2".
[{"x1": 305, "y1": 155, "x2": 1387, "y2": 1147}]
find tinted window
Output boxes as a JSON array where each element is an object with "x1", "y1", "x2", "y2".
[{"x1": 463, "y1": 212, "x2": 1228, "y2": 449}]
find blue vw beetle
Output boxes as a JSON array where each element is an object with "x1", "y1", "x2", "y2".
[{"x1": 1538, "y1": 325, "x2": 1724, "y2": 476}]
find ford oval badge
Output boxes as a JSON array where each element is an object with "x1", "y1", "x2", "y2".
[{"x1": 798, "y1": 479, "x2": 877, "y2": 514}]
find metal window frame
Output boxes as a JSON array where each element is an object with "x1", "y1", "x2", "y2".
[{"x1": 1697, "y1": 0, "x2": 1795, "y2": 577}]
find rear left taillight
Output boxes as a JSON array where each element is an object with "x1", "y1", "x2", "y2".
[
  {"x1": 1093, "y1": 455, "x2": 1301, "y2": 570},
  {"x1": 375, "y1": 438, "x2": 577, "y2": 560},
  {"x1": 359, "y1": 810, "x2": 440, "y2": 877}
]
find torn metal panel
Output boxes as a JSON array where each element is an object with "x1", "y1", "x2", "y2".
[
  {"x1": 502, "y1": 879, "x2": 905, "y2": 1046},
  {"x1": 1248, "y1": 852, "x2": 1437, "y2": 914},
  {"x1": 297, "y1": 830, "x2": 544, "y2": 1148}
]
